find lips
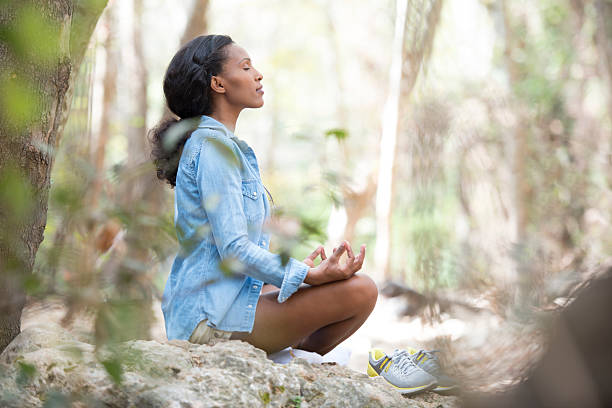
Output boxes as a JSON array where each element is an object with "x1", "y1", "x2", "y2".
[{"x1": 256, "y1": 86, "x2": 264, "y2": 94}]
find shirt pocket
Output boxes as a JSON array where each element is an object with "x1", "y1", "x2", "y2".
[{"x1": 241, "y1": 179, "x2": 265, "y2": 224}]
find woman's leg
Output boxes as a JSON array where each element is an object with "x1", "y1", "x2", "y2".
[{"x1": 230, "y1": 273, "x2": 377, "y2": 355}]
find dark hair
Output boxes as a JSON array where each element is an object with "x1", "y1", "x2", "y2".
[{"x1": 149, "y1": 35, "x2": 234, "y2": 188}]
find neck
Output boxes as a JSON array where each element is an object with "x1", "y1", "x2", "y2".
[{"x1": 209, "y1": 101, "x2": 242, "y2": 134}]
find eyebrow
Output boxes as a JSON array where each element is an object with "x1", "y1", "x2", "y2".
[{"x1": 239, "y1": 57, "x2": 251, "y2": 64}]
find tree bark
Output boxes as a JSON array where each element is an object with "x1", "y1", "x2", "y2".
[
  {"x1": 180, "y1": 0, "x2": 210, "y2": 47},
  {"x1": 121, "y1": 0, "x2": 154, "y2": 208},
  {"x1": 374, "y1": 0, "x2": 443, "y2": 281},
  {"x1": 596, "y1": 0, "x2": 612, "y2": 123},
  {"x1": 90, "y1": 5, "x2": 117, "y2": 208},
  {"x1": 0, "y1": 0, "x2": 107, "y2": 354},
  {"x1": 159, "y1": 0, "x2": 210, "y2": 123},
  {"x1": 373, "y1": 0, "x2": 409, "y2": 282},
  {"x1": 501, "y1": 0, "x2": 529, "y2": 245}
]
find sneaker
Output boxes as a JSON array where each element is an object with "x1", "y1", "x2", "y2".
[
  {"x1": 367, "y1": 348, "x2": 437, "y2": 395},
  {"x1": 406, "y1": 347, "x2": 458, "y2": 393}
]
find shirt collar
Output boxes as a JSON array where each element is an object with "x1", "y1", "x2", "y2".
[
  {"x1": 197, "y1": 114, "x2": 256, "y2": 156},
  {"x1": 197, "y1": 115, "x2": 239, "y2": 141}
]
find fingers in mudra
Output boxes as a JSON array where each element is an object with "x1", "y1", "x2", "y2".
[
  {"x1": 338, "y1": 242, "x2": 365, "y2": 275},
  {"x1": 304, "y1": 245, "x2": 325, "y2": 267},
  {"x1": 320, "y1": 247, "x2": 327, "y2": 260},
  {"x1": 352, "y1": 244, "x2": 366, "y2": 271},
  {"x1": 307, "y1": 246, "x2": 323, "y2": 261},
  {"x1": 331, "y1": 242, "x2": 346, "y2": 259},
  {"x1": 334, "y1": 242, "x2": 355, "y2": 279},
  {"x1": 346, "y1": 241, "x2": 355, "y2": 260}
]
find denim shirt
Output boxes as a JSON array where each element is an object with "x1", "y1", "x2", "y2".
[{"x1": 161, "y1": 115, "x2": 310, "y2": 340}]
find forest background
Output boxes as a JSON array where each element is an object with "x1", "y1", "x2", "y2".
[{"x1": 1, "y1": 0, "x2": 611, "y2": 392}]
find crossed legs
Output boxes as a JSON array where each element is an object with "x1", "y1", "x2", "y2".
[{"x1": 230, "y1": 273, "x2": 378, "y2": 355}]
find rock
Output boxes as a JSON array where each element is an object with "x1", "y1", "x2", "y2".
[{"x1": 0, "y1": 323, "x2": 460, "y2": 407}]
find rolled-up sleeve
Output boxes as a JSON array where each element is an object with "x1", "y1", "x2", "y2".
[{"x1": 196, "y1": 136, "x2": 309, "y2": 303}]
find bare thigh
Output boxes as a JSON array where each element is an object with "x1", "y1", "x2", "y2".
[{"x1": 230, "y1": 273, "x2": 377, "y2": 354}]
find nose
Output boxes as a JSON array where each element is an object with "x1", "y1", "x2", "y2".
[{"x1": 255, "y1": 69, "x2": 263, "y2": 81}]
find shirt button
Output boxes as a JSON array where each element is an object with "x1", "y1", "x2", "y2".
[
  {"x1": 247, "y1": 304, "x2": 253, "y2": 308},
  {"x1": 253, "y1": 285, "x2": 258, "y2": 289},
  {"x1": 261, "y1": 241, "x2": 266, "y2": 246},
  {"x1": 253, "y1": 191, "x2": 257, "y2": 197}
]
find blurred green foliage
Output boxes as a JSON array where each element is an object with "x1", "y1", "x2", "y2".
[
  {"x1": 324, "y1": 128, "x2": 348, "y2": 141},
  {"x1": 0, "y1": 3, "x2": 608, "y2": 394},
  {"x1": 16, "y1": 361, "x2": 36, "y2": 387},
  {"x1": 4, "y1": 5, "x2": 63, "y2": 64},
  {"x1": 0, "y1": 76, "x2": 42, "y2": 128},
  {"x1": 100, "y1": 358, "x2": 123, "y2": 385},
  {"x1": 0, "y1": 163, "x2": 35, "y2": 223}
]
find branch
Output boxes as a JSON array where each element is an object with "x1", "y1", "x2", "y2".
[{"x1": 70, "y1": 0, "x2": 109, "y2": 68}]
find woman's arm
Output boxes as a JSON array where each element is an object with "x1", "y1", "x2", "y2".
[{"x1": 196, "y1": 136, "x2": 309, "y2": 303}]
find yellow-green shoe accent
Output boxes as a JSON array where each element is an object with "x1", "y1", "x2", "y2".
[
  {"x1": 407, "y1": 348, "x2": 459, "y2": 394},
  {"x1": 367, "y1": 362, "x2": 379, "y2": 377},
  {"x1": 367, "y1": 348, "x2": 438, "y2": 395}
]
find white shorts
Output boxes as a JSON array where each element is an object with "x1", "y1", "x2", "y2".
[{"x1": 188, "y1": 319, "x2": 234, "y2": 345}]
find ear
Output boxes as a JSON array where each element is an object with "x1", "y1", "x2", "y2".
[{"x1": 210, "y1": 75, "x2": 225, "y2": 94}]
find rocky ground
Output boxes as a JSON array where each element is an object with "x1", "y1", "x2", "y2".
[
  {"x1": 0, "y1": 323, "x2": 459, "y2": 407},
  {"x1": 5, "y1": 291, "x2": 547, "y2": 407}
]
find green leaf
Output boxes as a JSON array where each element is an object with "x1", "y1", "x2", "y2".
[
  {"x1": 289, "y1": 396, "x2": 302, "y2": 408},
  {"x1": 259, "y1": 391, "x2": 270, "y2": 404},
  {"x1": 299, "y1": 217, "x2": 326, "y2": 242},
  {"x1": 324, "y1": 128, "x2": 348, "y2": 141},
  {"x1": 162, "y1": 118, "x2": 199, "y2": 153},
  {"x1": 101, "y1": 358, "x2": 123, "y2": 385},
  {"x1": 22, "y1": 273, "x2": 42, "y2": 295},
  {"x1": 16, "y1": 361, "x2": 36, "y2": 386},
  {"x1": 279, "y1": 249, "x2": 290, "y2": 267}
]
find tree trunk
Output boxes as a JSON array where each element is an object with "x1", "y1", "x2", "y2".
[
  {"x1": 374, "y1": 0, "x2": 443, "y2": 281},
  {"x1": 104, "y1": 0, "x2": 163, "y2": 341},
  {"x1": 90, "y1": 5, "x2": 118, "y2": 208},
  {"x1": 180, "y1": 0, "x2": 210, "y2": 47},
  {"x1": 121, "y1": 0, "x2": 154, "y2": 208},
  {"x1": 0, "y1": 0, "x2": 107, "y2": 354},
  {"x1": 596, "y1": 0, "x2": 612, "y2": 123},
  {"x1": 501, "y1": 0, "x2": 529, "y2": 246},
  {"x1": 342, "y1": 177, "x2": 378, "y2": 243},
  {"x1": 373, "y1": 0, "x2": 409, "y2": 281},
  {"x1": 159, "y1": 0, "x2": 210, "y2": 123}
]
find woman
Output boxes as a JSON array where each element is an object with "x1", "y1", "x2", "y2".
[{"x1": 150, "y1": 34, "x2": 377, "y2": 356}]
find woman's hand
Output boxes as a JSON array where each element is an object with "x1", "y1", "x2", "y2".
[
  {"x1": 303, "y1": 241, "x2": 366, "y2": 286},
  {"x1": 303, "y1": 245, "x2": 327, "y2": 268}
]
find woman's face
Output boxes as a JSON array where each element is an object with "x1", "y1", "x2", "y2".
[{"x1": 212, "y1": 43, "x2": 264, "y2": 109}]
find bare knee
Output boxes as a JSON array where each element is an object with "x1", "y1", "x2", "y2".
[{"x1": 345, "y1": 273, "x2": 378, "y2": 312}]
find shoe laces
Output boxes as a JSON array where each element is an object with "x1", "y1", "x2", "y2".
[{"x1": 390, "y1": 349, "x2": 419, "y2": 376}]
